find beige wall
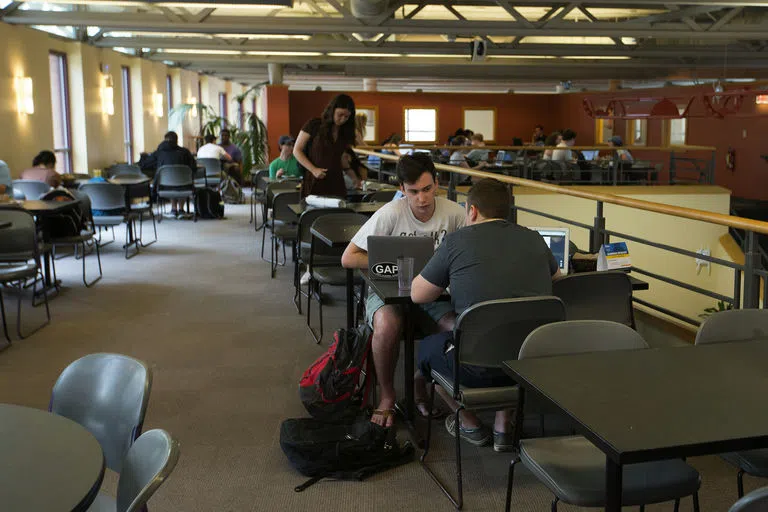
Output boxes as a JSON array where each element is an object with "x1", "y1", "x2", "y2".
[{"x1": 514, "y1": 185, "x2": 734, "y2": 323}]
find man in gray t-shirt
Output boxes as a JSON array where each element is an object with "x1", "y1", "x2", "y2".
[{"x1": 411, "y1": 178, "x2": 560, "y2": 452}]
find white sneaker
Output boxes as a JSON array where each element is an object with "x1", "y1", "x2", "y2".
[{"x1": 300, "y1": 270, "x2": 311, "y2": 285}]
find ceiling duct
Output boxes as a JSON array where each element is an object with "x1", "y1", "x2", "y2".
[{"x1": 350, "y1": 0, "x2": 389, "y2": 21}]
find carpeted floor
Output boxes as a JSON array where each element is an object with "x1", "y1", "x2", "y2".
[{"x1": 0, "y1": 202, "x2": 762, "y2": 511}]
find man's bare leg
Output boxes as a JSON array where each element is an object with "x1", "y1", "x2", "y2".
[
  {"x1": 414, "y1": 311, "x2": 456, "y2": 416},
  {"x1": 371, "y1": 305, "x2": 402, "y2": 427}
]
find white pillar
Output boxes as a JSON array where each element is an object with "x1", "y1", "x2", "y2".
[
  {"x1": 268, "y1": 63, "x2": 284, "y2": 85},
  {"x1": 363, "y1": 78, "x2": 378, "y2": 91}
]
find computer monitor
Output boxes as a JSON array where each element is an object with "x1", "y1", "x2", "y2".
[
  {"x1": 494, "y1": 150, "x2": 506, "y2": 166},
  {"x1": 398, "y1": 144, "x2": 414, "y2": 156},
  {"x1": 531, "y1": 227, "x2": 570, "y2": 274},
  {"x1": 581, "y1": 150, "x2": 599, "y2": 161}
]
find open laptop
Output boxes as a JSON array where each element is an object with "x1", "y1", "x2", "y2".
[
  {"x1": 367, "y1": 236, "x2": 435, "y2": 280},
  {"x1": 581, "y1": 150, "x2": 599, "y2": 161},
  {"x1": 531, "y1": 227, "x2": 570, "y2": 274},
  {"x1": 495, "y1": 150, "x2": 506, "y2": 166}
]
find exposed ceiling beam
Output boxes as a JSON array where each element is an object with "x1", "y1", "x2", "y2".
[
  {"x1": 624, "y1": 5, "x2": 724, "y2": 24},
  {"x1": 7, "y1": 10, "x2": 768, "y2": 40},
  {"x1": 708, "y1": 6, "x2": 744, "y2": 31}
]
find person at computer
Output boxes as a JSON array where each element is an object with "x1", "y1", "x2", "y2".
[
  {"x1": 541, "y1": 132, "x2": 561, "y2": 160},
  {"x1": 608, "y1": 135, "x2": 633, "y2": 162},
  {"x1": 448, "y1": 136, "x2": 488, "y2": 170},
  {"x1": 411, "y1": 178, "x2": 561, "y2": 451},
  {"x1": 532, "y1": 124, "x2": 546, "y2": 145},
  {"x1": 341, "y1": 153, "x2": 466, "y2": 428},
  {"x1": 551, "y1": 129, "x2": 577, "y2": 163}
]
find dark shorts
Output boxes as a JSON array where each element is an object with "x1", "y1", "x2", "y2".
[{"x1": 417, "y1": 331, "x2": 516, "y2": 388}]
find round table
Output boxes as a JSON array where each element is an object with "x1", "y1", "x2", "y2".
[{"x1": 0, "y1": 404, "x2": 105, "y2": 511}]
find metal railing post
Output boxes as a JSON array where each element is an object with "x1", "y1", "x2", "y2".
[
  {"x1": 613, "y1": 149, "x2": 619, "y2": 186},
  {"x1": 743, "y1": 230, "x2": 762, "y2": 309},
  {"x1": 509, "y1": 186, "x2": 517, "y2": 224},
  {"x1": 669, "y1": 151, "x2": 676, "y2": 184},
  {"x1": 448, "y1": 170, "x2": 458, "y2": 202},
  {"x1": 708, "y1": 150, "x2": 716, "y2": 184},
  {"x1": 589, "y1": 201, "x2": 606, "y2": 253}
]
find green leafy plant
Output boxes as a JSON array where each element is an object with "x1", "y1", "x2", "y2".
[{"x1": 699, "y1": 300, "x2": 734, "y2": 318}]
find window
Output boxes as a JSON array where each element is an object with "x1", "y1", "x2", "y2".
[
  {"x1": 404, "y1": 108, "x2": 437, "y2": 142},
  {"x1": 462, "y1": 108, "x2": 496, "y2": 142},
  {"x1": 627, "y1": 119, "x2": 647, "y2": 146},
  {"x1": 48, "y1": 52, "x2": 72, "y2": 174},
  {"x1": 668, "y1": 118, "x2": 687, "y2": 146},
  {"x1": 121, "y1": 66, "x2": 134, "y2": 163},
  {"x1": 356, "y1": 107, "x2": 377, "y2": 143},
  {"x1": 166, "y1": 74, "x2": 173, "y2": 115},
  {"x1": 219, "y1": 92, "x2": 227, "y2": 120},
  {"x1": 595, "y1": 118, "x2": 614, "y2": 145}
]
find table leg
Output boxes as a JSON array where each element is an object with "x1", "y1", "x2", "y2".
[
  {"x1": 395, "y1": 303, "x2": 424, "y2": 448},
  {"x1": 346, "y1": 268, "x2": 354, "y2": 332},
  {"x1": 605, "y1": 456, "x2": 622, "y2": 512},
  {"x1": 43, "y1": 252, "x2": 53, "y2": 288}
]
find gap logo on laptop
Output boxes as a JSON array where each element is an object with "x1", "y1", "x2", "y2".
[{"x1": 371, "y1": 261, "x2": 399, "y2": 278}]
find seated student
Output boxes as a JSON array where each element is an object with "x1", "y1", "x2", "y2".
[
  {"x1": 466, "y1": 133, "x2": 490, "y2": 163},
  {"x1": 448, "y1": 136, "x2": 487, "y2": 170},
  {"x1": 541, "y1": 132, "x2": 561, "y2": 160},
  {"x1": 412, "y1": 178, "x2": 561, "y2": 452},
  {"x1": 219, "y1": 129, "x2": 244, "y2": 186},
  {"x1": 152, "y1": 131, "x2": 196, "y2": 219},
  {"x1": 21, "y1": 150, "x2": 62, "y2": 188},
  {"x1": 197, "y1": 133, "x2": 233, "y2": 164},
  {"x1": 268, "y1": 135, "x2": 301, "y2": 179},
  {"x1": 551, "y1": 129, "x2": 577, "y2": 163},
  {"x1": 341, "y1": 153, "x2": 466, "y2": 427},
  {"x1": 380, "y1": 133, "x2": 403, "y2": 156},
  {"x1": 609, "y1": 135, "x2": 633, "y2": 162}
]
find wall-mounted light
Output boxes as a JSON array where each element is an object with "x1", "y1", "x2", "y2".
[
  {"x1": 15, "y1": 77, "x2": 34, "y2": 115},
  {"x1": 188, "y1": 97, "x2": 197, "y2": 117},
  {"x1": 153, "y1": 92, "x2": 164, "y2": 117},
  {"x1": 757, "y1": 94, "x2": 768, "y2": 105},
  {"x1": 101, "y1": 73, "x2": 114, "y2": 116}
]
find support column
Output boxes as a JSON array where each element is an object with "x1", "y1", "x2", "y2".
[
  {"x1": 363, "y1": 78, "x2": 378, "y2": 92},
  {"x1": 268, "y1": 63, "x2": 284, "y2": 85},
  {"x1": 263, "y1": 84, "x2": 290, "y2": 161}
]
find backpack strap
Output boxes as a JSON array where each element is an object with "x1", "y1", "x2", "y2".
[{"x1": 294, "y1": 475, "x2": 324, "y2": 492}]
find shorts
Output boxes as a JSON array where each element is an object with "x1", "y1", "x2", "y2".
[{"x1": 365, "y1": 292, "x2": 454, "y2": 328}]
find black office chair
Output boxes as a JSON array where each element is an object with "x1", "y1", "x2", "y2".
[
  {"x1": 552, "y1": 271, "x2": 635, "y2": 328},
  {"x1": 48, "y1": 192, "x2": 102, "y2": 287},
  {"x1": 362, "y1": 190, "x2": 397, "y2": 203},
  {"x1": 421, "y1": 296, "x2": 566, "y2": 510},
  {"x1": 0, "y1": 207, "x2": 51, "y2": 343},
  {"x1": 260, "y1": 181, "x2": 300, "y2": 259},
  {"x1": 195, "y1": 158, "x2": 223, "y2": 189},
  {"x1": 249, "y1": 169, "x2": 269, "y2": 227},
  {"x1": 267, "y1": 190, "x2": 300, "y2": 279},
  {"x1": 79, "y1": 182, "x2": 140, "y2": 259},
  {"x1": 506, "y1": 321, "x2": 701, "y2": 512},
  {"x1": 729, "y1": 485, "x2": 768, "y2": 512},
  {"x1": 155, "y1": 165, "x2": 196, "y2": 222}
]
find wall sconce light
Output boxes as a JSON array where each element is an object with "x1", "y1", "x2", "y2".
[
  {"x1": 188, "y1": 97, "x2": 198, "y2": 117},
  {"x1": 757, "y1": 94, "x2": 768, "y2": 105},
  {"x1": 15, "y1": 77, "x2": 34, "y2": 115},
  {"x1": 101, "y1": 74, "x2": 114, "y2": 116},
  {"x1": 153, "y1": 93, "x2": 164, "y2": 117}
]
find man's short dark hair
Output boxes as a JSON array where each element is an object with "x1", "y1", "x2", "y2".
[
  {"x1": 467, "y1": 178, "x2": 510, "y2": 220},
  {"x1": 204, "y1": 134, "x2": 215, "y2": 144},
  {"x1": 396, "y1": 153, "x2": 436, "y2": 185},
  {"x1": 221, "y1": 128, "x2": 231, "y2": 136},
  {"x1": 164, "y1": 131, "x2": 178, "y2": 144},
  {"x1": 561, "y1": 129, "x2": 577, "y2": 141}
]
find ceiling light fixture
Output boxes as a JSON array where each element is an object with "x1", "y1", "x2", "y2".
[
  {"x1": 405, "y1": 54, "x2": 467, "y2": 58},
  {"x1": 245, "y1": 51, "x2": 322, "y2": 56},
  {"x1": 162, "y1": 49, "x2": 243, "y2": 55},
  {"x1": 155, "y1": 3, "x2": 285, "y2": 9},
  {"x1": 328, "y1": 52, "x2": 402, "y2": 57},
  {"x1": 561, "y1": 56, "x2": 631, "y2": 60},
  {"x1": 490, "y1": 55, "x2": 554, "y2": 59},
  {"x1": 217, "y1": 34, "x2": 311, "y2": 40}
]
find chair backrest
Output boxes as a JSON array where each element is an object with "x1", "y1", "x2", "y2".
[
  {"x1": 455, "y1": 297, "x2": 565, "y2": 368},
  {"x1": 271, "y1": 191, "x2": 300, "y2": 225},
  {"x1": 251, "y1": 169, "x2": 269, "y2": 189},
  {"x1": 106, "y1": 164, "x2": 142, "y2": 179},
  {"x1": 79, "y1": 182, "x2": 128, "y2": 212},
  {"x1": 156, "y1": 165, "x2": 194, "y2": 188},
  {"x1": 116, "y1": 429, "x2": 181, "y2": 512},
  {"x1": 197, "y1": 157, "x2": 222, "y2": 177},
  {"x1": 363, "y1": 190, "x2": 397, "y2": 203},
  {"x1": 0, "y1": 207, "x2": 38, "y2": 262},
  {"x1": 309, "y1": 212, "x2": 367, "y2": 259},
  {"x1": 11, "y1": 179, "x2": 51, "y2": 200},
  {"x1": 50, "y1": 353, "x2": 152, "y2": 473},
  {"x1": 695, "y1": 309, "x2": 768, "y2": 345},
  {"x1": 298, "y1": 207, "x2": 352, "y2": 245},
  {"x1": 552, "y1": 271, "x2": 635, "y2": 328},
  {"x1": 519, "y1": 320, "x2": 648, "y2": 360},
  {"x1": 729, "y1": 485, "x2": 768, "y2": 512},
  {"x1": 266, "y1": 181, "x2": 300, "y2": 207}
]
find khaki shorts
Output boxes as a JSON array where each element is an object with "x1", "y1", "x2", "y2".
[{"x1": 365, "y1": 292, "x2": 453, "y2": 328}]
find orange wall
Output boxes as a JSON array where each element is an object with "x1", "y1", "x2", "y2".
[{"x1": 288, "y1": 91, "x2": 557, "y2": 146}]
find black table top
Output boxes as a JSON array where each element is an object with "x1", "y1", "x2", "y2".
[
  {"x1": 310, "y1": 215, "x2": 368, "y2": 247},
  {"x1": 359, "y1": 269, "x2": 450, "y2": 305},
  {"x1": 504, "y1": 339, "x2": 768, "y2": 464},
  {"x1": 0, "y1": 404, "x2": 104, "y2": 511},
  {"x1": 629, "y1": 275, "x2": 648, "y2": 291},
  {"x1": 289, "y1": 201, "x2": 385, "y2": 217},
  {"x1": 0, "y1": 200, "x2": 79, "y2": 215}
]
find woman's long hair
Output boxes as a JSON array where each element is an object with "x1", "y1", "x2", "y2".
[{"x1": 320, "y1": 94, "x2": 356, "y2": 147}]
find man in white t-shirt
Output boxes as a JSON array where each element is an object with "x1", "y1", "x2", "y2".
[
  {"x1": 342, "y1": 153, "x2": 465, "y2": 427},
  {"x1": 197, "y1": 133, "x2": 233, "y2": 162},
  {"x1": 551, "y1": 128, "x2": 576, "y2": 162}
]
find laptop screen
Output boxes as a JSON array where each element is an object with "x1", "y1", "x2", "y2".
[
  {"x1": 581, "y1": 150, "x2": 599, "y2": 161},
  {"x1": 532, "y1": 227, "x2": 570, "y2": 274}
]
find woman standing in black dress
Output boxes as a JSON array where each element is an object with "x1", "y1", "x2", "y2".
[{"x1": 294, "y1": 94, "x2": 360, "y2": 198}]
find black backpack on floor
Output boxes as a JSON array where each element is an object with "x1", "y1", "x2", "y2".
[
  {"x1": 195, "y1": 188, "x2": 224, "y2": 219},
  {"x1": 280, "y1": 417, "x2": 414, "y2": 492}
]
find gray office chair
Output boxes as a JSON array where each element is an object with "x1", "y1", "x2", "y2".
[
  {"x1": 0, "y1": 207, "x2": 51, "y2": 343},
  {"x1": 105, "y1": 164, "x2": 143, "y2": 179},
  {"x1": 155, "y1": 165, "x2": 196, "y2": 222},
  {"x1": 421, "y1": 296, "x2": 566, "y2": 510},
  {"x1": 249, "y1": 169, "x2": 270, "y2": 226},
  {"x1": 729, "y1": 486, "x2": 768, "y2": 512},
  {"x1": 362, "y1": 190, "x2": 397, "y2": 203},
  {"x1": 506, "y1": 320, "x2": 701, "y2": 512},
  {"x1": 260, "y1": 181, "x2": 300, "y2": 259},
  {"x1": 195, "y1": 158, "x2": 222, "y2": 188},
  {"x1": 87, "y1": 429, "x2": 180, "y2": 512},
  {"x1": 292, "y1": 207, "x2": 352, "y2": 314},
  {"x1": 50, "y1": 353, "x2": 152, "y2": 473},
  {"x1": 48, "y1": 191, "x2": 102, "y2": 287},
  {"x1": 11, "y1": 179, "x2": 51, "y2": 200},
  {"x1": 695, "y1": 308, "x2": 768, "y2": 497},
  {"x1": 79, "y1": 182, "x2": 140, "y2": 259},
  {"x1": 267, "y1": 190, "x2": 300, "y2": 279},
  {"x1": 305, "y1": 213, "x2": 366, "y2": 343},
  {"x1": 553, "y1": 271, "x2": 636, "y2": 328}
]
